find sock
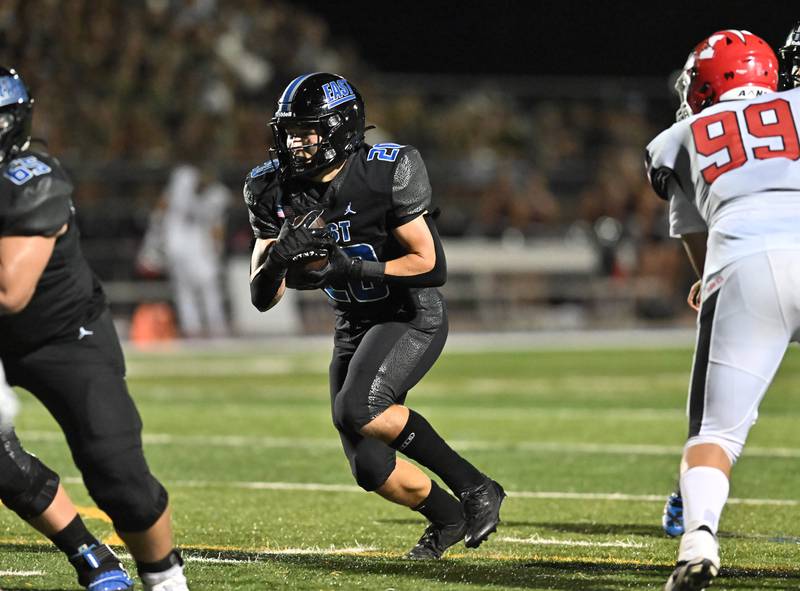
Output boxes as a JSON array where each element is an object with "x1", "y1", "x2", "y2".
[
  {"x1": 390, "y1": 410, "x2": 484, "y2": 495},
  {"x1": 680, "y1": 466, "x2": 730, "y2": 534},
  {"x1": 412, "y1": 480, "x2": 463, "y2": 526},
  {"x1": 48, "y1": 515, "x2": 100, "y2": 557},
  {"x1": 138, "y1": 549, "x2": 184, "y2": 584}
]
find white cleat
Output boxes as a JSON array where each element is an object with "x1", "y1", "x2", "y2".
[
  {"x1": 664, "y1": 529, "x2": 720, "y2": 591},
  {"x1": 141, "y1": 567, "x2": 189, "y2": 591}
]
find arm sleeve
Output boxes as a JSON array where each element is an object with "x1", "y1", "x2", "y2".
[
  {"x1": 389, "y1": 148, "x2": 432, "y2": 228},
  {"x1": 0, "y1": 176, "x2": 72, "y2": 237},
  {"x1": 645, "y1": 125, "x2": 684, "y2": 201},
  {"x1": 667, "y1": 177, "x2": 707, "y2": 238},
  {"x1": 250, "y1": 255, "x2": 286, "y2": 311}
]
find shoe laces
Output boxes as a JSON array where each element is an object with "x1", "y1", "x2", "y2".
[
  {"x1": 462, "y1": 484, "x2": 489, "y2": 514},
  {"x1": 416, "y1": 524, "x2": 441, "y2": 550}
]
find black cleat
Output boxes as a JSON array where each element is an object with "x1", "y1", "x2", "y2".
[
  {"x1": 460, "y1": 477, "x2": 506, "y2": 548},
  {"x1": 664, "y1": 558, "x2": 719, "y2": 591},
  {"x1": 405, "y1": 520, "x2": 467, "y2": 559},
  {"x1": 69, "y1": 544, "x2": 134, "y2": 590}
]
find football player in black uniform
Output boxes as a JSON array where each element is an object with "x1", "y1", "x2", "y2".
[
  {"x1": 779, "y1": 21, "x2": 800, "y2": 91},
  {"x1": 0, "y1": 68, "x2": 188, "y2": 591},
  {"x1": 244, "y1": 73, "x2": 505, "y2": 559}
]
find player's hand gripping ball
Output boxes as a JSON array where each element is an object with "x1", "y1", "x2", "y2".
[{"x1": 285, "y1": 210, "x2": 329, "y2": 288}]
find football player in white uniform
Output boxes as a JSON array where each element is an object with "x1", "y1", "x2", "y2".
[
  {"x1": 645, "y1": 30, "x2": 800, "y2": 590},
  {"x1": 660, "y1": 21, "x2": 800, "y2": 542}
]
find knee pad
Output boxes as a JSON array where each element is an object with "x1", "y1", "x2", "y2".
[
  {"x1": 334, "y1": 385, "x2": 395, "y2": 434},
  {"x1": 685, "y1": 434, "x2": 745, "y2": 465},
  {"x1": 349, "y1": 437, "x2": 396, "y2": 492},
  {"x1": 77, "y1": 445, "x2": 168, "y2": 532},
  {"x1": 333, "y1": 388, "x2": 369, "y2": 433},
  {"x1": 0, "y1": 429, "x2": 59, "y2": 519}
]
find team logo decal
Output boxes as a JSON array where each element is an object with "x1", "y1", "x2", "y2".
[{"x1": 322, "y1": 79, "x2": 356, "y2": 108}]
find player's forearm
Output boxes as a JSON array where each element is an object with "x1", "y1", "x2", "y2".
[
  {"x1": 362, "y1": 251, "x2": 445, "y2": 290},
  {"x1": 384, "y1": 252, "x2": 433, "y2": 277},
  {"x1": 249, "y1": 238, "x2": 285, "y2": 310},
  {"x1": 373, "y1": 215, "x2": 446, "y2": 287},
  {"x1": 250, "y1": 258, "x2": 286, "y2": 311},
  {"x1": 681, "y1": 232, "x2": 708, "y2": 278}
]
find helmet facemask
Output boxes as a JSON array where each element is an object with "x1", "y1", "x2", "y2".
[
  {"x1": 270, "y1": 113, "x2": 347, "y2": 179},
  {"x1": 779, "y1": 22, "x2": 800, "y2": 90},
  {"x1": 674, "y1": 56, "x2": 695, "y2": 121}
]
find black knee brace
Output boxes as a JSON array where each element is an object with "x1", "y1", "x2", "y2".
[
  {"x1": 76, "y1": 445, "x2": 168, "y2": 532},
  {"x1": 0, "y1": 429, "x2": 60, "y2": 519},
  {"x1": 334, "y1": 387, "x2": 391, "y2": 434},
  {"x1": 349, "y1": 437, "x2": 396, "y2": 492}
]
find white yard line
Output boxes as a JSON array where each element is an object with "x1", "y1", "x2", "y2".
[
  {"x1": 0, "y1": 570, "x2": 45, "y2": 576},
  {"x1": 59, "y1": 477, "x2": 797, "y2": 507},
  {"x1": 498, "y1": 536, "x2": 646, "y2": 548},
  {"x1": 183, "y1": 547, "x2": 376, "y2": 563},
  {"x1": 122, "y1": 328, "x2": 698, "y2": 357},
  {"x1": 21, "y1": 429, "x2": 798, "y2": 459}
]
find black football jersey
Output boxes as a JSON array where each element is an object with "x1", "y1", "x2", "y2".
[
  {"x1": 0, "y1": 149, "x2": 105, "y2": 356},
  {"x1": 244, "y1": 143, "x2": 435, "y2": 319}
]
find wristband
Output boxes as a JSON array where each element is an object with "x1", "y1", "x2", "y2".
[{"x1": 350, "y1": 258, "x2": 385, "y2": 281}]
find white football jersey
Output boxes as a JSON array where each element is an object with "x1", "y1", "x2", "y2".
[{"x1": 646, "y1": 87, "x2": 800, "y2": 275}]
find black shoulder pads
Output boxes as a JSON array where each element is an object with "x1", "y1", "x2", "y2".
[
  {"x1": 243, "y1": 159, "x2": 282, "y2": 239},
  {"x1": 245, "y1": 159, "x2": 280, "y2": 197},
  {"x1": 1, "y1": 175, "x2": 73, "y2": 236},
  {"x1": 391, "y1": 147, "x2": 432, "y2": 225}
]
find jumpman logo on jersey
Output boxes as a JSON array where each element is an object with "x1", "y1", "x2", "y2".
[
  {"x1": 78, "y1": 326, "x2": 94, "y2": 340},
  {"x1": 344, "y1": 202, "x2": 357, "y2": 216}
]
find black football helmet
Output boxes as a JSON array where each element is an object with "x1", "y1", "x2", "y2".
[
  {"x1": 270, "y1": 73, "x2": 365, "y2": 180},
  {"x1": 0, "y1": 67, "x2": 33, "y2": 164},
  {"x1": 779, "y1": 22, "x2": 800, "y2": 90}
]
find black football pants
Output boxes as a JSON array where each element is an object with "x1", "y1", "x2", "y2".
[
  {"x1": 329, "y1": 293, "x2": 448, "y2": 491},
  {"x1": 2, "y1": 310, "x2": 168, "y2": 532}
]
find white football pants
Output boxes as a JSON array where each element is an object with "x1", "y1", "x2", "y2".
[{"x1": 685, "y1": 249, "x2": 800, "y2": 463}]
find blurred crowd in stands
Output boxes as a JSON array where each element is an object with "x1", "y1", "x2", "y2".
[{"x1": 0, "y1": 0, "x2": 696, "y2": 331}]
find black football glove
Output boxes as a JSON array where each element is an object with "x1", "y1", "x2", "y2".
[
  {"x1": 299, "y1": 240, "x2": 357, "y2": 288},
  {"x1": 268, "y1": 211, "x2": 328, "y2": 269}
]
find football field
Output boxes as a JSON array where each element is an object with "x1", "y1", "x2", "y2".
[{"x1": 2, "y1": 337, "x2": 800, "y2": 590}]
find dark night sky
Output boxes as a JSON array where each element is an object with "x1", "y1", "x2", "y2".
[{"x1": 293, "y1": 0, "x2": 794, "y2": 78}]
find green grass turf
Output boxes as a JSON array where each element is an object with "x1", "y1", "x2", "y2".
[{"x1": 2, "y1": 343, "x2": 800, "y2": 590}]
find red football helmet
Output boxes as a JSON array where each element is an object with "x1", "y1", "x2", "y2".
[{"x1": 678, "y1": 30, "x2": 779, "y2": 115}]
